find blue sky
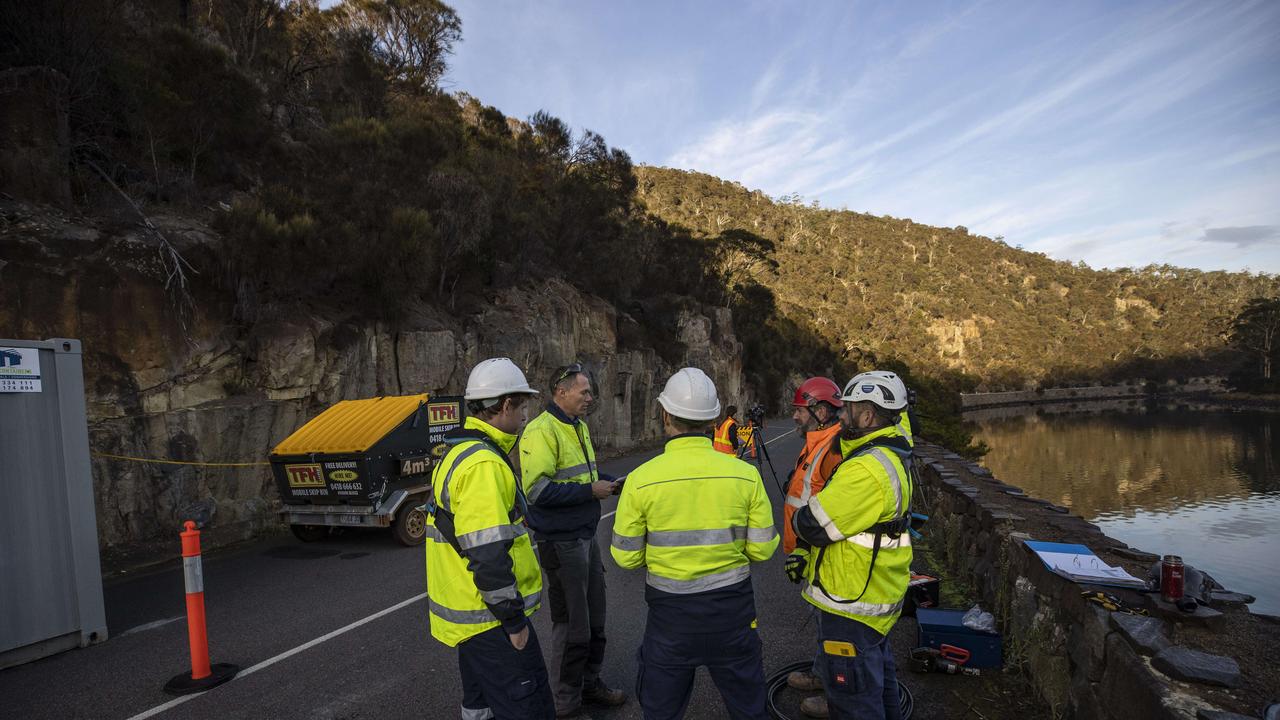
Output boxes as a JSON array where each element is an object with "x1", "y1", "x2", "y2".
[{"x1": 446, "y1": 1, "x2": 1280, "y2": 273}]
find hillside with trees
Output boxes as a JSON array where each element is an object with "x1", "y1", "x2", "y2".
[
  {"x1": 1227, "y1": 296, "x2": 1280, "y2": 392},
  {"x1": 4, "y1": 0, "x2": 1275, "y2": 461},
  {"x1": 635, "y1": 167, "x2": 1280, "y2": 391}
]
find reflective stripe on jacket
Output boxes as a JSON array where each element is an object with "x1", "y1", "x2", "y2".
[
  {"x1": 782, "y1": 423, "x2": 842, "y2": 554},
  {"x1": 426, "y1": 417, "x2": 542, "y2": 647},
  {"x1": 518, "y1": 404, "x2": 601, "y2": 541},
  {"x1": 610, "y1": 434, "x2": 778, "y2": 594},
  {"x1": 713, "y1": 418, "x2": 738, "y2": 454},
  {"x1": 798, "y1": 424, "x2": 913, "y2": 636}
]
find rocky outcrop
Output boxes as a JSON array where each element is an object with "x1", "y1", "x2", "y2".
[
  {"x1": 1, "y1": 199, "x2": 748, "y2": 551},
  {"x1": 925, "y1": 314, "x2": 993, "y2": 366}
]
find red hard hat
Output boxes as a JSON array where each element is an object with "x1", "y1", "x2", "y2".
[{"x1": 792, "y1": 377, "x2": 842, "y2": 408}]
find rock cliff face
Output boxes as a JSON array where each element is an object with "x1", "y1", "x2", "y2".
[{"x1": 1, "y1": 199, "x2": 746, "y2": 551}]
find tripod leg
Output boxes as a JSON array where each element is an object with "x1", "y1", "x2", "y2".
[{"x1": 753, "y1": 426, "x2": 785, "y2": 498}]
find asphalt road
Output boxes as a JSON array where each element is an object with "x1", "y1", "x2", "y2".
[{"x1": 0, "y1": 423, "x2": 884, "y2": 720}]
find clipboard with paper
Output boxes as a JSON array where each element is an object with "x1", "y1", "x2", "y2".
[{"x1": 1023, "y1": 540, "x2": 1148, "y2": 589}]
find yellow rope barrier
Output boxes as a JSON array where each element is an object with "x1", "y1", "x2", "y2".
[{"x1": 91, "y1": 452, "x2": 270, "y2": 467}]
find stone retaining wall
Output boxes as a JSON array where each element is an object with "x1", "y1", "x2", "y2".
[
  {"x1": 960, "y1": 377, "x2": 1228, "y2": 409},
  {"x1": 914, "y1": 442, "x2": 1274, "y2": 719}
]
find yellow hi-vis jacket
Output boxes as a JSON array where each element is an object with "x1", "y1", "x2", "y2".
[
  {"x1": 797, "y1": 424, "x2": 913, "y2": 636},
  {"x1": 425, "y1": 417, "x2": 542, "y2": 647},
  {"x1": 610, "y1": 435, "x2": 779, "y2": 593},
  {"x1": 519, "y1": 404, "x2": 601, "y2": 540},
  {"x1": 898, "y1": 411, "x2": 915, "y2": 448}
]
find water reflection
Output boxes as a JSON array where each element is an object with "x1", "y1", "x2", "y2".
[{"x1": 968, "y1": 404, "x2": 1280, "y2": 615}]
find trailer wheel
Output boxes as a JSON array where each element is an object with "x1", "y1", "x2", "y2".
[
  {"x1": 392, "y1": 501, "x2": 428, "y2": 546},
  {"x1": 290, "y1": 524, "x2": 328, "y2": 543}
]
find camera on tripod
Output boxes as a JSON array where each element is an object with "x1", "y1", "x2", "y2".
[{"x1": 737, "y1": 403, "x2": 782, "y2": 496}]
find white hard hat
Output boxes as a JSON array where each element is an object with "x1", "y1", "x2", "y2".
[
  {"x1": 657, "y1": 367, "x2": 721, "y2": 421},
  {"x1": 464, "y1": 358, "x2": 539, "y2": 401},
  {"x1": 841, "y1": 371, "x2": 908, "y2": 411}
]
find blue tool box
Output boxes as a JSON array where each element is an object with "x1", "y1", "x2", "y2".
[{"x1": 914, "y1": 608, "x2": 1003, "y2": 669}]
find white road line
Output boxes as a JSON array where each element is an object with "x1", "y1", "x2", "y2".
[
  {"x1": 119, "y1": 617, "x2": 183, "y2": 637},
  {"x1": 124, "y1": 593, "x2": 427, "y2": 720},
  {"x1": 764, "y1": 428, "x2": 796, "y2": 446},
  {"x1": 128, "y1": 429, "x2": 796, "y2": 719}
]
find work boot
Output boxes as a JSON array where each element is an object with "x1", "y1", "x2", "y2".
[
  {"x1": 554, "y1": 706, "x2": 584, "y2": 719},
  {"x1": 787, "y1": 669, "x2": 824, "y2": 691},
  {"x1": 582, "y1": 678, "x2": 627, "y2": 706},
  {"x1": 800, "y1": 694, "x2": 829, "y2": 718}
]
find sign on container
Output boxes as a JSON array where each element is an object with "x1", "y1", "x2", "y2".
[{"x1": 0, "y1": 347, "x2": 42, "y2": 393}]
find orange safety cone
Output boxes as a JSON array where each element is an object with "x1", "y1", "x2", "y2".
[{"x1": 163, "y1": 521, "x2": 239, "y2": 695}]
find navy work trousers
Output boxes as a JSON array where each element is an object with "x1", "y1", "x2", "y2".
[
  {"x1": 458, "y1": 623, "x2": 555, "y2": 720},
  {"x1": 813, "y1": 611, "x2": 901, "y2": 720},
  {"x1": 635, "y1": 618, "x2": 768, "y2": 720}
]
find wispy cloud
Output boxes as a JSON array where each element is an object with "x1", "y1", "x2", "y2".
[
  {"x1": 450, "y1": 0, "x2": 1280, "y2": 272},
  {"x1": 1215, "y1": 141, "x2": 1280, "y2": 169},
  {"x1": 1202, "y1": 226, "x2": 1280, "y2": 247}
]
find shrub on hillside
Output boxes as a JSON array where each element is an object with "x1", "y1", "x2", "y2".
[{"x1": 114, "y1": 26, "x2": 266, "y2": 188}]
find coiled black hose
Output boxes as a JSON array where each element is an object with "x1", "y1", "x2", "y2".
[{"x1": 766, "y1": 660, "x2": 914, "y2": 720}]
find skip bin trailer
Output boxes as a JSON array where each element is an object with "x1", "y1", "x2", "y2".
[{"x1": 270, "y1": 393, "x2": 464, "y2": 545}]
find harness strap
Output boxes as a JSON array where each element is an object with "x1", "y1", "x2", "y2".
[
  {"x1": 811, "y1": 445, "x2": 913, "y2": 606},
  {"x1": 431, "y1": 433, "x2": 528, "y2": 551}
]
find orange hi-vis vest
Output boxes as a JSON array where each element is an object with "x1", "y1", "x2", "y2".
[
  {"x1": 782, "y1": 423, "x2": 843, "y2": 554},
  {"x1": 713, "y1": 418, "x2": 737, "y2": 455}
]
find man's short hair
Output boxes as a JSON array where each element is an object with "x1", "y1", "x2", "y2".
[
  {"x1": 668, "y1": 412, "x2": 714, "y2": 434},
  {"x1": 467, "y1": 393, "x2": 528, "y2": 418},
  {"x1": 725, "y1": 405, "x2": 738, "y2": 417},
  {"x1": 550, "y1": 363, "x2": 585, "y2": 394}
]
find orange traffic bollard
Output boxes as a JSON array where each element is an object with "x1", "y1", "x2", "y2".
[{"x1": 163, "y1": 521, "x2": 239, "y2": 695}]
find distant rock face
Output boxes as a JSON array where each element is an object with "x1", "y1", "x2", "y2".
[
  {"x1": 925, "y1": 315, "x2": 993, "y2": 366},
  {"x1": 1, "y1": 203, "x2": 749, "y2": 551}
]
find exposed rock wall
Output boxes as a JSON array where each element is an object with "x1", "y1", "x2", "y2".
[{"x1": 1, "y1": 200, "x2": 747, "y2": 551}]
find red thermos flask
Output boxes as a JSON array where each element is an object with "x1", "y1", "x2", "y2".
[{"x1": 1160, "y1": 555, "x2": 1184, "y2": 602}]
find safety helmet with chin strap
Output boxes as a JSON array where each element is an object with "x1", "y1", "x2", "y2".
[
  {"x1": 792, "y1": 377, "x2": 842, "y2": 408},
  {"x1": 841, "y1": 371, "x2": 908, "y2": 411}
]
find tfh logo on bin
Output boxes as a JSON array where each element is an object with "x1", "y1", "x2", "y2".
[
  {"x1": 427, "y1": 402, "x2": 459, "y2": 426},
  {"x1": 285, "y1": 463, "x2": 325, "y2": 488}
]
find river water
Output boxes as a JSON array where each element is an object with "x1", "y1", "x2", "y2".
[{"x1": 967, "y1": 401, "x2": 1280, "y2": 616}]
